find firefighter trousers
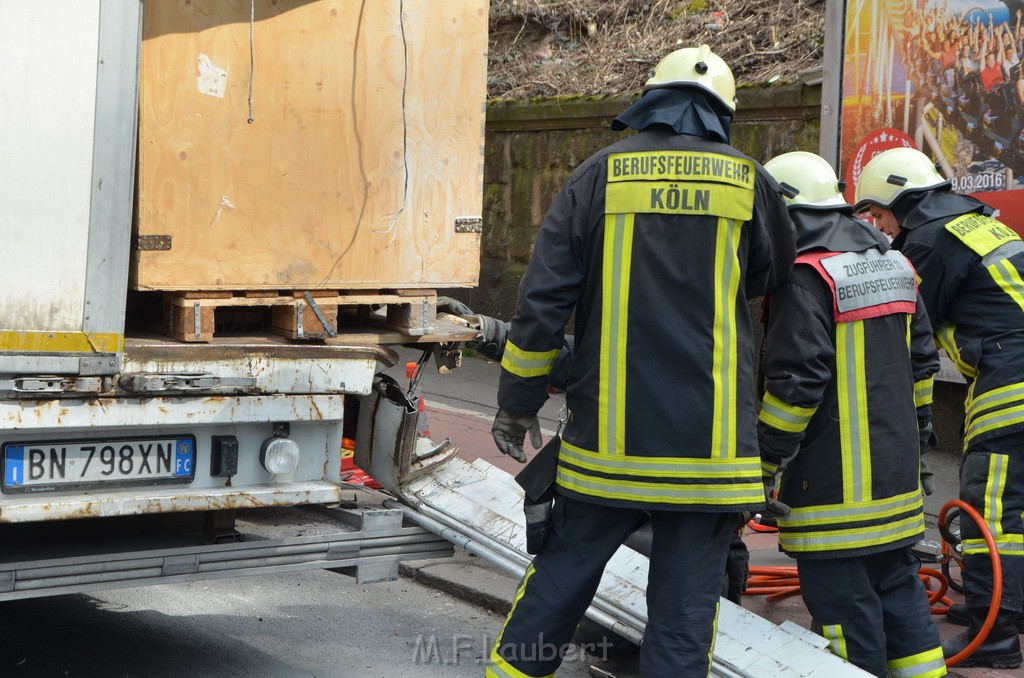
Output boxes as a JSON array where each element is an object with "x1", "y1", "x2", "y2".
[
  {"x1": 796, "y1": 547, "x2": 945, "y2": 678},
  {"x1": 485, "y1": 491, "x2": 736, "y2": 677},
  {"x1": 958, "y1": 441, "x2": 1024, "y2": 614}
]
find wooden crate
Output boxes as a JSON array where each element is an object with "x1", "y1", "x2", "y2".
[{"x1": 133, "y1": 0, "x2": 486, "y2": 292}]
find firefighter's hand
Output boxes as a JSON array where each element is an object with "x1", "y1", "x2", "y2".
[
  {"x1": 491, "y1": 409, "x2": 543, "y2": 463},
  {"x1": 762, "y1": 472, "x2": 791, "y2": 519},
  {"x1": 468, "y1": 314, "x2": 503, "y2": 360},
  {"x1": 920, "y1": 456, "x2": 935, "y2": 496},
  {"x1": 436, "y1": 296, "x2": 475, "y2": 317},
  {"x1": 919, "y1": 421, "x2": 938, "y2": 452}
]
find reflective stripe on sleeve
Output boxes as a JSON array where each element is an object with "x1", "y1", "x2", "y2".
[
  {"x1": 935, "y1": 324, "x2": 977, "y2": 380},
  {"x1": 987, "y1": 257, "x2": 1024, "y2": 315},
  {"x1": 914, "y1": 377, "x2": 934, "y2": 408},
  {"x1": 500, "y1": 341, "x2": 560, "y2": 378},
  {"x1": 758, "y1": 392, "x2": 817, "y2": 433}
]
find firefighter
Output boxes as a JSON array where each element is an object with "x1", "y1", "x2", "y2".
[
  {"x1": 439, "y1": 297, "x2": 752, "y2": 606},
  {"x1": 484, "y1": 45, "x2": 796, "y2": 677},
  {"x1": 759, "y1": 152, "x2": 945, "y2": 677},
  {"x1": 854, "y1": 146, "x2": 1024, "y2": 669}
]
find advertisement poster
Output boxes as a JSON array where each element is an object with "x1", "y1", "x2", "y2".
[{"x1": 841, "y1": 0, "x2": 1024, "y2": 231}]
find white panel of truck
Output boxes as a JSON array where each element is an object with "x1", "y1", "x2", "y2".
[{"x1": 0, "y1": 0, "x2": 138, "y2": 375}]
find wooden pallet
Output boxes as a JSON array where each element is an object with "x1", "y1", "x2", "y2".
[{"x1": 161, "y1": 290, "x2": 438, "y2": 343}]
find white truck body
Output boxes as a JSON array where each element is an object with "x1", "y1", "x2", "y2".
[{"x1": 0, "y1": 0, "x2": 455, "y2": 599}]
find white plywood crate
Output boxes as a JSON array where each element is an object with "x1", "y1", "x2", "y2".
[{"x1": 133, "y1": 0, "x2": 487, "y2": 292}]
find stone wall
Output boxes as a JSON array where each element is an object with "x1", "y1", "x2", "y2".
[{"x1": 444, "y1": 82, "x2": 822, "y2": 321}]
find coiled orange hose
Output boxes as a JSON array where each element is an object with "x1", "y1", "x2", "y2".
[{"x1": 741, "y1": 499, "x2": 1003, "y2": 668}]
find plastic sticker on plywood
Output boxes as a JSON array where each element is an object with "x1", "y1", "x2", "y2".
[{"x1": 197, "y1": 54, "x2": 227, "y2": 98}]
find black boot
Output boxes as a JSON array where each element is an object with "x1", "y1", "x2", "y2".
[
  {"x1": 946, "y1": 602, "x2": 1024, "y2": 632},
  {"x1": 941, "y1": 607, "x2": 1023, "y2": 668}
]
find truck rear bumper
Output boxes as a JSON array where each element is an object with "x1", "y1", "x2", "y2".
[{"x1": 0, "y1": 480, "x2": 348, "y2": 523}]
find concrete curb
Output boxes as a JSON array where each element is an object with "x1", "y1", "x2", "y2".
[{"x1": 399, "y1": 553, "x2": 517, "y2": 617}]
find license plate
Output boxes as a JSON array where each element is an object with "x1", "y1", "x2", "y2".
[{"x1": 2, "y1": 435, "x2": 196, "y2": 494}]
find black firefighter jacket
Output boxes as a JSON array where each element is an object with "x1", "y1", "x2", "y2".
[
  {"x1": 758, "y1": 210, "x2": 939, "y2": 558},
  {"x1": 497, "y1": 129, "x2": 796, "y2": 512},
  {"x1": 892, "y1": 191, "x2": 1024, "y2": 450}
]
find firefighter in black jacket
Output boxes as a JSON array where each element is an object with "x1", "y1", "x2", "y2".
[
  {"x1": 855, "y1": 147, "x2": 1024, "y2": 669},
  {"x1": 484, "y1": 45, "x2": 796, "y2": 677},
  {"x1": 760, "y1": 152, "x2": 944, "y2": 677}
]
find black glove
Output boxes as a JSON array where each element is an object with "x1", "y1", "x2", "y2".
[
  {"x1": 762, "y1": 470, "x2": 791, "y2": 520},
  {"x1": 919, "y1": 422, "x2": 937, "y2": 496},
  {"x1": 492, "y1": 409, "x2": 543, "y2": 463},
  {"x1": 467, "y1": 314, "x2": 503, "y2": 359},
  {"x1": 436, "y1": 296, "x2": 475, "y2": 316},
  {"x1": 919, "y1": 421, "x2": 938, "y2": 451}
]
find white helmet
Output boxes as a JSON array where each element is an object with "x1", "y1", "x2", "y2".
[
  {"x1": 763, "y1": 152, "x2": 849, "y2": 210},
  {"x1": 644, "y1": 44, "x2": 736, "y2": 112},
  {"x1": 853, "y1": 148, "x2": 950, "y2": 212}
]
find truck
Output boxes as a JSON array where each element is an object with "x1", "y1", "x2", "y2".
[
  {"x1": 0, "y1": 3, "x2": 882, "y2": 674},
  {"x1": 0, "y1": 0, "x2": 486, "y2": 599}
]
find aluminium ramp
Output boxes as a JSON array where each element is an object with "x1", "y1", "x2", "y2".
[{"x1": 390, "y1": 456, "x2": 871, "y2": 678}]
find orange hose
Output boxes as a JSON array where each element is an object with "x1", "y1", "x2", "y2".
[
  {"x1": 938, "y1": 499, "x2": 1003, "y2": 668},
  {"x1": 740, "y1": 499, "x2": 1003, "y2": 668}
]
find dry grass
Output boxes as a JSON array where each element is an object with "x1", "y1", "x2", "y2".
[{"x1": 487, "y1": 0, "x2": 826, "y2": 99}]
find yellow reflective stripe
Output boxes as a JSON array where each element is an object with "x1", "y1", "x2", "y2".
[
  {"x1": 486, "y1": 566, "x2": 554, "y2": 678},
  {"x1": 836, "y1": 321, "x2": 870, "y2": 503},
  {"x1": 605, "y1": 181, "x2": 754, "y2": 220},
  {"x1": 556, "y1": 465, "x2": 763, "y2": 505},
  {"x1": 778, "y1": 513, "x2": 925, "y2": 552},
  {"x1": 887, "y1": 646, "x2": 946, "y2": 678},
  {"x1": 500, "y1": 341, "x2": 560, "y2": 378},
  {"x1": 965, "y1": 402, "x2": 1024, "y2": 443},
  {"x1": 821, "y1": 624, "x2": 849, "y2": 661},
  {"x1": 599, "y1": 213, "x2": 634, "y2": 456},
  {"x1": 780, "y1": 489, "x2": 923, "y2": 527},
  {"x1": 944, "y1": 212, "x2": 1020, "y2": 256},
  {"x1": 711, "y1": 218, "x2": 742, "y2": 459},
  {"x1": 988, "y1": 453, "x2": 1007, "y2": 540},
  {"x1": 966, "y1": 381, "x2": 1024, "y2": 420},
  {"x1": 761, "y1": 460, "x2": 780, "y2": 477},
  {"x1": 988, "y1": 258, "x2": 1024, "y2": 315},
  {"x1": 607, "y1": 151, "x2": 756, "y2": 189},
  {"x1": 758, "y1": 392, "x2": 816, "y2": 433},
  {"x1": 0, "y1": 331, "x2": 123, "y2": 354},
  {"x1": 560, "y1": 439, "x2": 760, "y2": 477},
  {"x1": 936, "y1": 324, "x2": 977, "y2": 380},
  {"x1": 706, "y1": 601, "x2": 720, "y2": 674},
  {"x1": 963, "y1": 535, "x2": 1024, "y2": 555},
  {"x1": 914, "y1": 378, "x2": 934, "y2": 408}
]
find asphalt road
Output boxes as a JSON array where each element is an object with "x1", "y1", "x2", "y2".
[
  {"x1": 0, "y1": 350, "x2": 631, "y2": 678},
  {"x1": 0, "y1": 555, "x2": 635, "y2": 678}
]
